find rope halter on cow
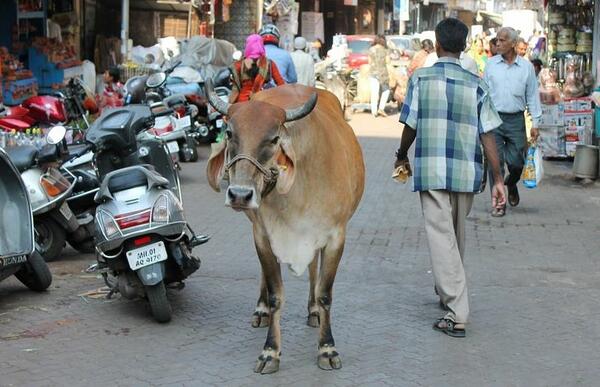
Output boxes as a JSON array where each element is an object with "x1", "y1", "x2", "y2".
[{"x1": 225, "y1": 153, "x2": 279, "y2": 197}]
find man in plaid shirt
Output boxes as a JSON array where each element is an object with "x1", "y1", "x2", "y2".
[{"x1": 395, "y1": 18, "x2": 506, "y2": 337}]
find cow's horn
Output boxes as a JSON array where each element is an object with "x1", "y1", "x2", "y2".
[
  {"x1": 205, "y1": 78, "x2": 231, "y2": 115},
  {"x1": 284, "y1": 92, "x2": 318, "y2": 122}
]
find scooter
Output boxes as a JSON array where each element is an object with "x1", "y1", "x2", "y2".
[
  {"x1": 124, "y1": 64, "x2": 199, "y2": 163},
  {"x1": 5, "y1": 126, "x2": 94, "y2": 261},
  {"x1": 82, "y1": 104, "x2": 209, "y2": 322},
  {"x1": 0, "y1": 141, "x2": 52, "y2": 292}
]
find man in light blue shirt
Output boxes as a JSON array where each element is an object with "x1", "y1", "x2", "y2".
[
  {"x1": 259, "y1": 24, "x2": 298, "y2": 84},
  {"x1": 483, "y1": 27, "x2": 541, "y2": 216}
]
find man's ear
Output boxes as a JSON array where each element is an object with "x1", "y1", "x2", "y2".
[
  {"x1": 206, "y1": 141, "x2": 227, "y2": 192},
  {"x1": 275, "y1": 137, "x2": 296, "y2": 194}
]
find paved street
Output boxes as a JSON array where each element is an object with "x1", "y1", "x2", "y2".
[{"x1": 1, "y1": 109, "x2": 600, "y2": 387}]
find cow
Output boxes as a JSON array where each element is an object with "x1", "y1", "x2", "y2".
[{"x1": 205, "y1": 81, "x2": 365, "y2": 374}]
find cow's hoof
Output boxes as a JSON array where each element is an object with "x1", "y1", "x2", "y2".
[
  {"x1": 254, "y1": 350, "x2": 280, "y2": 374},
  {"x1": 317, "y1": 346, "x2": 342, "y2": 370},
  {"x1": 307, "y1": 312, "x2": 320, "y2": 327},
  {"x1": 251, "y1": 311, "x2": 270, "y2": 328}
]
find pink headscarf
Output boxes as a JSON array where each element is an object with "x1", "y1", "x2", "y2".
[{"x1": 244, "y1": 34, "x2": 265, "y2": 60}]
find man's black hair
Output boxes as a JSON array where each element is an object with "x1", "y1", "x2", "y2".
[{"x1": 435, "y1": 18, "x2": 468, "y2": 53}]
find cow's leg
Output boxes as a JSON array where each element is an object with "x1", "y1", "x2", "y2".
[
  {"x1": 307, "y1": 252, "x2": 320, "y2": 327},
  {"x1": 251, "y1": 270, "x2": 270, "y2": 328},
  {"x1": 253, "y1": 240, "x2": 284, "y2": 374},
  {"x1": 316, "y1": 230, "x2": 345, "y2": 370}
]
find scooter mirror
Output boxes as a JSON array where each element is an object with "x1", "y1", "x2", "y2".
[{"x1": 47, "y1": 125, "x2": 67, "y2": 145}]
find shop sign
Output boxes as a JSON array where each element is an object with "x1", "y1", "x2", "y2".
[
  {"x1": 344, "y1": 0, "x2": 357, "y2": 6},
  {"x1": 393, "y1": 0, "x2": 410, "y2": 21}
]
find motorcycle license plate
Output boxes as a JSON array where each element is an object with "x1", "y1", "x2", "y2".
[
  {"x1": 126, "y1": 241, "x2": 168, "y2": 270},
  {"x1": 175, "y1": 115, "x2": 191, "y2": 130},
  {"x1": 216, "y1": 119, "x2": 223, "y2": 128},
  {"x1": 167, "y1": 141, "x2": 180, "y2": 153}
]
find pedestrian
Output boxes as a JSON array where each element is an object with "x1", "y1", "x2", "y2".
[
  {"x1": 259, "y1": 24, "x2": 298, "y2": 84},
  {"x1": 407, "y1": 39, "x2": 434, "y2": 77},
  {"x1": 488, "y1": 37, "x2": 498, "y2": 56},
  {"x1": 531, "y1": 58, "x2": 543, "y2": 77},
  {"x1": 368, "y1": 35, "x2": 391, "y2": 117},
  {"x1": 516, "y1": 37, "x2": 528, "y2": 57},
  {"x1": 469, "y1": 36, "x2": 488, "y2": 74},
  {"x1": 395, "y1": 18, "x2": 506, "y2": 338},
  {"x1": 228, "y1": 34, "x2": 285, "y2": 103},
  {"x1": 98, "y1": 67, "x2": 124, "y2": 109},
  {"x1": 290, "y1": 36, "x2": 315, "y2": 87},
  {"x1": 483, "y1": 26, "x2": 541, "y2": 217}
]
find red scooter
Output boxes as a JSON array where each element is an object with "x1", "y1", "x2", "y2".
[{"x1": 0, "y1": 78, "x2": 97, "y2": 132}]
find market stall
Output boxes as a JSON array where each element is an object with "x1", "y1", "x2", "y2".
[{"x1": 538, "y1": 0, "x2": 597, "y2": 162}]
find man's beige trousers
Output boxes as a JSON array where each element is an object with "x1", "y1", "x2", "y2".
[{"x1": 419, "y1": 190, "x2": 474, "y2": 324}]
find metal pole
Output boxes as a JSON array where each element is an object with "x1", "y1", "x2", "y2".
[
  {"x1": 257, "y1": 0, "x2": 264, "y2": 31},
  {"x1": 187, "y1": 2, "x2": 193, "y2": 38},
  {"x1": 121, "y1": 0, "x2": 129, "y2": 62}
]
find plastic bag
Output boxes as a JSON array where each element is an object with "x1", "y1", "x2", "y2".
[{"x1": 522, "y1": 145, "x2": 543, "y2": 188}]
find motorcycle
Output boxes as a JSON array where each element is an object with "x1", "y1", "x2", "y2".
[
  {"x1": 0, "y1": 140, "x2": 52, "y2": 291},
  {"x1": 0, "y1": 78, "x2": 96, "y2": 132},
  {"x1": 82, "y1": 104, "x2": 209, "y2": 322},
  {"x1": 124, "y1": 62, "x2": 199, "y2": 163},
  {"x1": 5, "y1": 126, "x2": 94, "y2": 261}
]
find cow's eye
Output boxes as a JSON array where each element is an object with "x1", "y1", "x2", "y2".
[
  {"x1": 271, "y1": 136, "x2": 280, "y2": 145},
  {"x1": 225, "y1": 129, "x2": 232, "y2": 140}
]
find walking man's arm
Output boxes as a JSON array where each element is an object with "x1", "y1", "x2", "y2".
[{"x1": 481, "y1": 132, "x2": 507, "y2": 210}]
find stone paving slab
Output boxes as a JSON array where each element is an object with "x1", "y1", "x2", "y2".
[{"x1": 1, "y1": 111, "x2": 600, "y2": 386}]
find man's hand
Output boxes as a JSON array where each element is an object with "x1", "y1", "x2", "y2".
[
  {"x1": 491, "y1": 181, "x2": 507, "y2": 210},
  {"x1": 530, "y1": 127, "x2": 539, "y2": 142},
  {"x1": 394, "y1": 157, "x2": 412, "y2": 173}
]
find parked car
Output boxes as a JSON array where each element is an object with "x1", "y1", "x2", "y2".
[{"x1": 345, "y1": 35, "x2": 375, "y2": 69}]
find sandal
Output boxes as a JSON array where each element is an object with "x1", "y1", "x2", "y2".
[
  {"x1": 491, "y1": 205, "x2": 506, "y2": 217},
  {"x1": 433, "y1": 318, "x2": 466, "y2": 338}
]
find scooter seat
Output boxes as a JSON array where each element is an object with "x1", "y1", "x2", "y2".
[
  {"x1": 5, "y1": 145, "x2": 39, "y2": 172},
  {"x1": 67, "y1": 143, "x2": 89, "y2": 157},
  {"x1": 107, "y1": 168, "x2": 148, "y2": 193}
]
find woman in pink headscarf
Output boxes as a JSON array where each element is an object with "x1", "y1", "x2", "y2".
[{"x1": 229, "y1": 34, "x2": 285, "y2": 103}]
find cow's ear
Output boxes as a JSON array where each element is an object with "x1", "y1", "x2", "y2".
[
  {"x1": 206, "y1": 140, "x2": 227, "y2": 192},
  {"x1": 276, "y1": 138, "x2": 296, "y2": 194}
]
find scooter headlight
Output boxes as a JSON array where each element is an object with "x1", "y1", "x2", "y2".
[
  {"x1": 99, "y1": 211, "x2": 120, "y2": 238},
  {"x1": 152, "y1": 195, "x2": 170, "y2": 223}
]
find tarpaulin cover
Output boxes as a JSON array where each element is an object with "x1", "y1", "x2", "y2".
[{"x1": 173, "y1": 36, "x2": 237, "y2": 82}]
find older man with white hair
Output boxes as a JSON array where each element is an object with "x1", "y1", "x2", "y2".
[
  {"x1": 483, "y1": 26, "x2": 541, "y2": 217},
  {"x1": 290, "y1": 36, "x2": 315, "y2": 87}
]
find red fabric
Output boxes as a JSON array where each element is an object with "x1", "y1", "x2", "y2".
[{"x1": 232, "y1": 57, "x2": 285, "y2": 102}]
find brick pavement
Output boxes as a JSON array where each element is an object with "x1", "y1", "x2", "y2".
[{"x1": 1, "y1": 110, "x2": 600, "y2": 386}]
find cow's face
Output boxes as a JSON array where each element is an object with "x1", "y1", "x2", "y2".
[{"x1": 206, "y1": 101, "x2": 297, "y2": 210}]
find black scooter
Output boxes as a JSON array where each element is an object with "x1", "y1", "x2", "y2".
[{"x1": 0, "y1": 145, "x2": 52, "y2": 291}]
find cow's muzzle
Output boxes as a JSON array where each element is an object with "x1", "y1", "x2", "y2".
[
  {"x1": 225, "y1": 154, "x2": 279, "y2": 202},
  {"x1": 226, "y1": 185, "x2": 258, "y2": 210}
]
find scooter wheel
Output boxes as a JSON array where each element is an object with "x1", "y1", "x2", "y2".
[
  {"x1": 35, "y1": 217, "x2": 66, "y2": 262},
  {"x1": 15, "y1": 251, "x2": 52, "y2": 291},
  {"x1": 68, "y1": 238, "x2": 95, "y2": 254},
  {"x1": 146, "y1": 281, "x2": 172, "y2": 323}
]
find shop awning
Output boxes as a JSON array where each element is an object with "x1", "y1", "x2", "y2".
[{"x1": 476, "y1": 10, "x2": 503, "y2": 26}]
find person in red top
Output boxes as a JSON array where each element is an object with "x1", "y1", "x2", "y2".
[
  {"x1": 229, "y1": 34, "x2": 285, "y2": 103},
  {"x1": 98, "y1": 67, "x2": 124, "y2": 110}
]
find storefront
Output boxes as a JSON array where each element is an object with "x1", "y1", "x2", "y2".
[
  {"x1": 537, "y1": 0, "x2": 599, "y2": 163},
  {"x1": 0, "y1": 0, "x2": 83, "y2": 105}
]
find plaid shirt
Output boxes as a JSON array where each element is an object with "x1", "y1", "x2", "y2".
[{"x1": 399, "y1": 57, "x2": 502, "y2": 193}]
